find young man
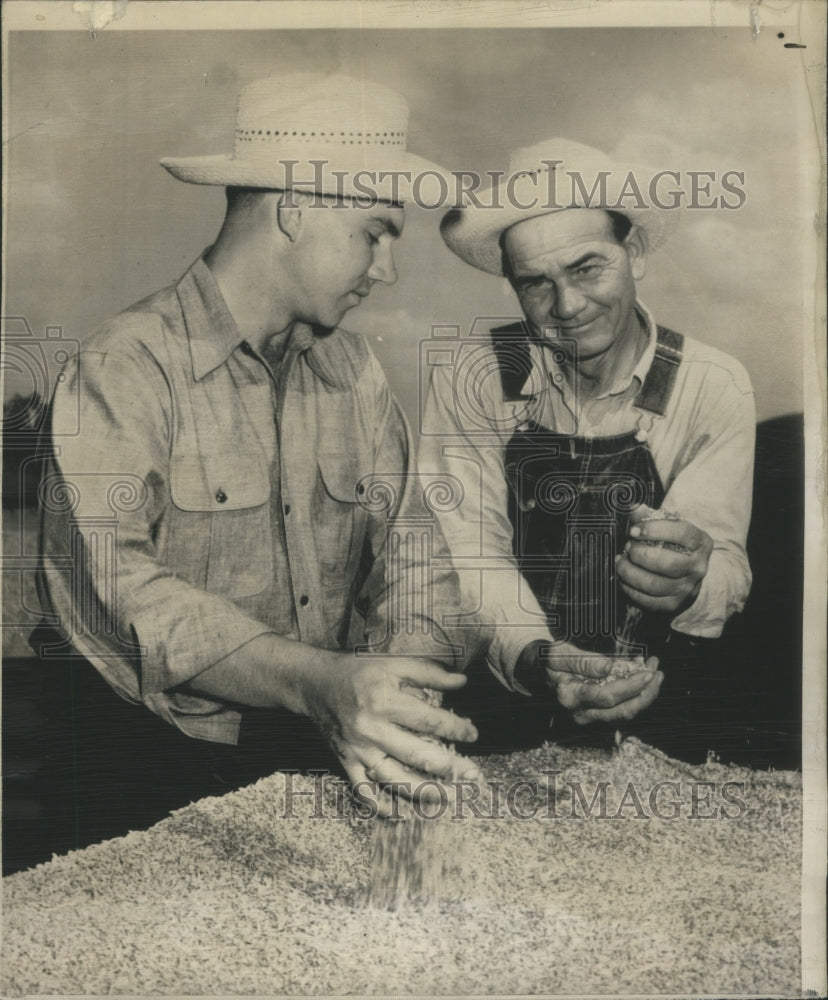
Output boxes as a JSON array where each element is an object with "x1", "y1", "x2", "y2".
[
  {"x1": 36, "y1": 74, "x2": 487, "y2": 844},
  {"x1": 421, "y1": 139, "x2": 755, "y2": 755}
]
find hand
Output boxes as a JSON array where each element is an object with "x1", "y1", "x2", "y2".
[
  {"x1": 516, "y1": 639, "x2": 663, "y2": 725},
  {"x1": 549, "y1": 658, "x2": 663, "y2": 725},
  {"x1": 615, "y1": 505, "x2": 713, "y2": 614},
  {"x1": 306, "y1": 655, "x2": 481, "y2": 817}
]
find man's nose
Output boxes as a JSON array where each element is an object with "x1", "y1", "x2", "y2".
[
  {"x1": 368, "y1": 244, "x2": 398, "y2": 286},
  {"x1": 551, "y1": 279, "x2": 587, "y2": 320}
]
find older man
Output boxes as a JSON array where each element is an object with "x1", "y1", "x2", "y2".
[
  {"x1": 421, "y1": 139, "x2": 754, "y2": 754},
  {"x1": 36, "y1": 75, "x2": 486, "y2": 844}
]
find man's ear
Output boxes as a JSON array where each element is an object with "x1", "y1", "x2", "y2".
[
  {"x1": 276, "y1": 190, "x2": 312, "y2": 243},
  {"x1": 625, "y1": 224, "x2": 649, "y2": 281}
]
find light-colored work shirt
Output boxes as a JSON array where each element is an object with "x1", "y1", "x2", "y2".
[
  {"x1": 419, "y1": 302, "x2": 755, "y2": 690},
  {"x1": 39, "y1": 256, "x2": 478, "y2": 743}
]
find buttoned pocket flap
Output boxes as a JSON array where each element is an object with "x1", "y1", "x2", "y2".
[
  {"x1": 316, "y1": 450, "x2": 366, "y2": 504},
  {"x1": 171, "y1": 451, "x2": 270, "y2": 511},
  {"x1": 314, "y1": 449, "x2": 372, "y2": 588}
]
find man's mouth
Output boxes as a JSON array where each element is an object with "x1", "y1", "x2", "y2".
[
  {"x1": 540, "y1": 318, "x2": 597, "y2": 341},
  {"x1": 554, "y1": 316, "x2": 598, "y2": 333}
]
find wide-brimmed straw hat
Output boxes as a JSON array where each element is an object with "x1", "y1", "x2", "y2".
[
  {"x1": 441, "y1": 138, "x2": 679, "y2": 275},
  {"x1": 161, "y1": 73, "x2": 447, "y2": 203}
]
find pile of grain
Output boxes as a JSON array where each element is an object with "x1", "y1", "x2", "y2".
[{"x1": 1, "y1": 739, "x2": 801, "y2": 996}]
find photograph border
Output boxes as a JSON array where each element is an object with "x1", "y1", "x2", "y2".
[{"x1": 2, "y1": 2, "x2": 825, "y2": 997}]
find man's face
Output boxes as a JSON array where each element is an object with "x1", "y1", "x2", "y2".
[
  {"x1": 502, "y1": 209, "x2": 647, "y2": 364},
  {"x1": 289, "y1": 199, "x2": 405, "y2": 329}
]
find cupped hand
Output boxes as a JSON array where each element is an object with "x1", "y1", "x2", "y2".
[
  {"x1": 549, "y1": 657, "x2": 663, "y2": 724},
  {"x1": 308, "y1": 654, "x2": 481, "y2": 817},
  {"x1": 521, "y1": 640, "x2": 663, "y2": 725}
]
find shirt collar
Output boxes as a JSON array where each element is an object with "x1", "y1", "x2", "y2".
[
  {"x1": 300, "y1": 327, "x2": 352, "y2": 389},
  {"x1": 521, "y1": 300, "x2": 658, "y2": 400},
  {"x1": 626, "y1": 300, "x2": 658, "y2": 392},
  {"x1": 177, "y1": 256, "x2": 246, "y2": 382},
  {"x1": 176, "y1": 255, "x2": 346, "y2": 388}
]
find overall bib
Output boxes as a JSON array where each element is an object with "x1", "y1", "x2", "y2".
[
  {"x1": 447, "y1": 324, "x2": 687, "y2": 753},
  {"x1": 502, "y1": 325, "x2": 684, "y2": 659}
]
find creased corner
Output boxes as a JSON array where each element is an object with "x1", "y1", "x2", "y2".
[
  {"x1": 749, "y1": 0, "x2": 762, "y2": 41},
  {"x1": 73, "y1": 0, "x2": 129, "y2": 33}
]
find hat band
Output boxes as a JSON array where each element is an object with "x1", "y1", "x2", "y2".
[{"x1": 234, "y1": 128, "x2": 407, "y2": 149}]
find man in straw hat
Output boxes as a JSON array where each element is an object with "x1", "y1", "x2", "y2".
[
  {"x1": 36, "y1": 74, "x2": 486, "y2": 845},
  {"x1": 421, "y1": 139, "x2": 754, "y2": 756}
]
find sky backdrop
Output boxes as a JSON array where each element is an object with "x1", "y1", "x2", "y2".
[{"x1": 4, "y1": 23, "x2": 814, "y2": 426}]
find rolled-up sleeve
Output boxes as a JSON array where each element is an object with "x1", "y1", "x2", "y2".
[
  {"x1": 667, "y1": 363, "x2": 756, "y2": 637},
  {"x1": 418, "y1": 360, "x2": 551, "y2": 690},
  {"x1": 354, "y1": 353, "x2": 491, "y2": 670},
  {"x1": 41, "y1": 348, "x2": 272, "y2": 708}
]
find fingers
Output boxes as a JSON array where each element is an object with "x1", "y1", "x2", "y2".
[
  {"x1": 622, "y1": 540, "x2": 694, "y2": 578},
  {"x1": 339, "y1": 744, "x2": 468, "y2": 817},
  {"x1": 377, "y1": 725, "x2": 481, "y2": 782},
  {"x1": 629, "y1": 517, "x2": 708, "y2": 552},
  {"x1": 332, "y1": 659, "x2": 482, "y2": 816},
  {"x1": 573, "y1": 671, "x2": 664, "y2": 724},
  {"x1": 616, "y1": 552, "x2": 686, "y2": 597},
  {"x1": 345, "y1": 659, "x2": 474, "y2": 739},
  {"x1": 396, "y1": 658, "x2": 469, "y2": 692},
  {"x1": 363, "y1": 753, "x2": 454, "y2": 802},
  {"x1": 537, "y1": 643, "x2": 614, "y2": 680},
  {"x1": 628, "y1": 504, "x2": 656, "y2": 527},
  {"x1": 618, "y1": 577, "x2": 691, "y2": 613},
  {"x1": 389, "y1": 697, "x2": 478, "y2": 744},
  {"x1": 553, "y1": 667, "x2": 656, "y2": 713}
]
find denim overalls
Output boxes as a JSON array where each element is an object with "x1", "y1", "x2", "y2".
[{"x1": 497, "y1": 323, "x2": 684, "y2": 660}]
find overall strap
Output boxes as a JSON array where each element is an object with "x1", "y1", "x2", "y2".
[
  {"x1": 634, "y1": 325, "x2": 684, "y2": 417},
  {"x1": 490, "y1": 321, "x2": 534, "y2": 401}
]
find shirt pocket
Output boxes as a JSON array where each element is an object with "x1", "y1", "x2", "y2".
[
  {"x1": 314, "y1": 449, "x2": 368, "y2": 593},
  {"x1": 170, "y1": 450, "x2": 273, "y2": 600}
]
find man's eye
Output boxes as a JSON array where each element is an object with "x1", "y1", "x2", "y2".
[
  {"x1": 575, "y1": 264, "x2": 601, "y2": 277},
  {"x1": 366, "y1": 232, "x2": 380, "y2": 246},
  {"x1": 520, "y1": 276, "x2": 549, "y2": 291}
]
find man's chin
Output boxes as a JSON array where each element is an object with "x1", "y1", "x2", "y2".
[
  {"x1": 315, "y1": 307, "x2": 350, "y2": 330},
  {"x1": 329, "y1": 296, "x2": 365, "y2": 327}
]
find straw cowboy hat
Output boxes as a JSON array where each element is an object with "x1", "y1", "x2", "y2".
[
  {"x1": 441, "y1": 138, "x2": 679, "y2": 275},
  {"x1": 161, "y1": 73, "x2": 448, "y2": 203}
]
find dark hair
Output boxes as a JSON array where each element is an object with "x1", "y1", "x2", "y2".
[
  {"x1": 224, "y1": 186, "x2": 273, "y2": 213},
  {"x1": 606, "y1": 210, "x2": 633, "y2": 244}
]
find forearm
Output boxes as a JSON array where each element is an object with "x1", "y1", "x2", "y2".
[
  {"x1": 660, "y1": 370, "x2": 755, "y2": 634},
  {"x1": 361, "y1": 370, "x2": 490, "y2": 669},
  {"x1": 419, "y1": 362, "x2": 553, "y2": 684},
  {"x1": 186, "y1": 633, "x2": 340, "y2": 718}
]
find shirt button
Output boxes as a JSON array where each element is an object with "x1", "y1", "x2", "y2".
[
  {"x1": 284, "y1": 503, "x2": 291, "y2": 516},
  {"x1": 215, "y1": 489, "x2": 227, "y2": 504},
  {"x1": 299, "y1": 595, "x2": 309, "y2": 607},
  {"x1": 357, "y1": 484, "x2": 365, "y2": 495}
]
